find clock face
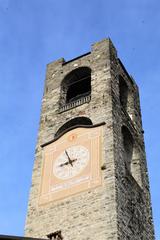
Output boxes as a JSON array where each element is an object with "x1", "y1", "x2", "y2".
[
  {"x1": 53, "y1": 145, "x2": 89, "y2": 180},
  {"x1": 39, "y1": 126, "x2": 103, "y2": 205}
]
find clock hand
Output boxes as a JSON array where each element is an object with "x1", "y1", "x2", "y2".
[
  {"x1": 65, "y1": 150, "x2": 73, "y2": 166},
  {"x1": 59, "y1": 150, "x2": 73, "y2": 167},
  {"x1": 65, "y1": 150, "x2": 71, "y2": 161},
  {"x1": 69, "y1": 158, "x2": 78, "y2": 166},
  {"x1": 59, "y1": 161, "x2": 69, "y2": 167},
  {"x1": 71, "y1": 159, "x2": 77, "y2": 163},
  {"x1": 65, "y1": 150, "x2": 77, "y2": 167},
  {"x1": 59, "y1": 158, "x2": 77, "y2": 167},
  {"x1": 70, "y1": 159, "x2": 73, "y2": 167}
]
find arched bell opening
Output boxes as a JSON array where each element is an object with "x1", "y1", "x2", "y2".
[
  {"x1": 60, "y1": 67, "x2": 91, "y2": 106},
  {"x1": 55, "y1": 117, "x2": 93, "y2": 138}
]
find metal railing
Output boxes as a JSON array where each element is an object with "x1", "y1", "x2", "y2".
[{"x1": 59, "y1": 94, "x2": 91, "y2": 113}]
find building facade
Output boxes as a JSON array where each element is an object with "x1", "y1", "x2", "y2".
[{"x1": 25, "y1": 39, "x2": 154, "y2": 240}]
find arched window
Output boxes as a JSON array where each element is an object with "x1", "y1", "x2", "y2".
[
  {"x1": 55, "y1": 117, "x2": 92, "y2": 138},
  {"x1": 119, "y1": 75, "x2": 128, "y2": 111},
  {"x1": 61, "y1": 67, "x2": 91, "y2": 105},
  {"x1": 119, "y1": 75, "x2": 135, "y2": 120},
  {"x1": 122, "y1": 126, "x2": 142, "y2": 186},
  {"x1": 122, "y1": 126, "x2": 133, "y2": 172}
]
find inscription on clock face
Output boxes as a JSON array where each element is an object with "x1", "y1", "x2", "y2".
[{"x1": 53, "y1": 145, "x2": 89, "y2": 180}]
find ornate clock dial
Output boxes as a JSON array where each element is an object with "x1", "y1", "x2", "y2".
[{"x1": 53, "y1": 145, "x2": 89, "y2": 180}]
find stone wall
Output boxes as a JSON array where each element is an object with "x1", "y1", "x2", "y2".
[{"x1": 110, "y1": 50, "x2": 155, "y2": 239}]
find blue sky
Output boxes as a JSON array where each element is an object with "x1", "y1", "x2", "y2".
[{"x1": 0, "y1": 0, "x2": 159, "y2": 239}]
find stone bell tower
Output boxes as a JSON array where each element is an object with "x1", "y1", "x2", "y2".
[{"x1": 25, "y1": 39, "x2": 154, "y2": 240}]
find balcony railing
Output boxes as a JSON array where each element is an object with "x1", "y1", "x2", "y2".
[{"x1": 59, "y1": 94, "x2": 91, "y2": 113}]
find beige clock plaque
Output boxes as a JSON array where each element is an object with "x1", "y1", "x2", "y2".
[{"x1": 39, "y1": 125, "x2": 103, "y2": 205}]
